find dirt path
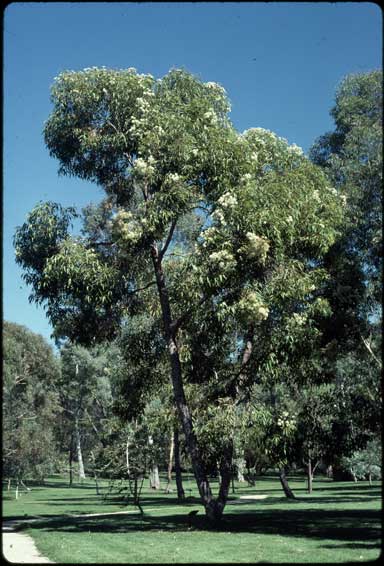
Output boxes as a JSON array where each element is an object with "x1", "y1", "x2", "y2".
[{"x1": 2, "y1": 531, "x2": 54, "y2": 564}]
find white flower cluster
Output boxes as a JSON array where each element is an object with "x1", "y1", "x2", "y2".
[
  {"x1": 217, "y1": 191, "x2": 237, "y2": 209},
  {"x1": 203, "y1": 109, "x2": 218, "y2": 124},
  {"x1": 208, "y1": 249, "x2": 236, "y2": 271},
  {"x1": 313, "y1": 189, "x2": 321, "y2": 203},
  {"x1": 136, "y1": 97, "x2": 151, "y2": 112},
  {"x1": 133, "y1": 155, "x2": 156, "y2": 178},
  {"x1": 326, "y1": 186, "x2": 338, "y2": 196},
  {"x1": 201, "y1": 226, "x2": 217, "y2": 248},
  {"x1": 241, "y1": 173, "x2": 252, "y2": 183},
  {"x1": 340, "y1": 194, "x2": 347, "y2": 207},
  {"x1": 238, "y1": 290, "x2": 269, "y2": 324},
  {"x1": 292, "y1": 313, "x2": 307, "y2": 326},
  {"x1": 205, "y1": 82, "x2": 226, "y2": 93},
  {"x1": 111, "y1": 211, "x2": 142, "y2": 245},
  {"x1": 277, "y1": 411, "x2": 296, "y2": 428},
  {"x1": 288, "y1": 143, "x2": 304, "y2": 156},
  {"x1": 242, "y1": 232, "x2": 270, "y2": 263},
  {"x1": 167, "y1": 172, "x2": 181, "y2": 184},
  {"x1": 211, "y1": 209, "x2": 226, "y2": 225}
]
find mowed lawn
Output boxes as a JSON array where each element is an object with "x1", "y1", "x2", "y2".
[{"x1": 2, "y1": 474, "x2": 382, "y2": 563}]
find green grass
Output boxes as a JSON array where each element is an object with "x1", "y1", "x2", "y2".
[{"x1": 3, "y1": 473, "x2": 382, "y2": 563}]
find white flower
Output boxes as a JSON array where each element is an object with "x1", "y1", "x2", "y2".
[
  {"x1": 326, "y1": 186, "x2": 338, "y2": 196},
  {"x1": 250, "y1": 152, "x2": 258, "y2": 161},
  {"x1": 217, "y1": 192, "x2": 237, "y2": 209},
  {"x1": 134, "y1": 157, "x2": 155, "y2": 177},
  {"x1": 241, "y1": 173, "x2": 252, "y2": 182},
  {"x1": 292, "y1": 313, "x2": 306, "y2": 326},
  {"x1": 208, "y1": 249, "x2": 236, "y2": 271},
  {"x1": 168, "y1": 173, "x2": 181, "y2": 183},
  {"x1": 340, "y1": 195, "x2": 347, "y2": 206},
  {"x1": 205, "y1": 82, "x2": 226, "y2": 93},
  {"x1": 212, "y1": 209, "x2": 226, "y2": 225},
  {"x1": 242, "y1": 232, "x2": 270, "y2": 263},
  {"x1": 288, "y1": 143, "x2": 303, "y2": 156},
  {"x1": 287, "y1": 215, "x2": 293, "y2": 223},
  {"x1": 313, "y1": 190, "x2": 321, "y2": 202}
]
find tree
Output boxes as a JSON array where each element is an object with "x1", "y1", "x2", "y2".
[
  {"x1": 3, "y1": 322, "x2": 62, "y2": 489},
  {"x1": 309, "y1": 71, "x2": 382, "y2": 473},
  {"x1": 59, "y1": 342, "x2": 114, "y2": 482},
  {"x1": 14, "y1": 67, "x2": 343, "y2": 521},
  {"x1": 310, "y1": 70, "x2": 382, "y2": 343}
]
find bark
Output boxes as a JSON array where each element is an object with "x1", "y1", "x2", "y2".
[
  {"x1": 150, "y1": 242, "x2": 232, "y2": 520},
  {"x1": 165, "y1": 433, "x2": 175, "y2": 493},
  {"x1": 368, "y1": 472, "x2": 372, "y2": 486},
  {"x1": 174, "y1": 427, "x2": 185, "y2": 500},
  {"x1": 75, "y1": 416, "x2": 86, "y2": 480},
  {"x1": 279, "y1": 467, "x2": 295, "y2": 499}
]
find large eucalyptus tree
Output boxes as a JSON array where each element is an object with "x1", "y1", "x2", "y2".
[{"x1": 14, "y1": 67, "x2": 343, "y2": 520}]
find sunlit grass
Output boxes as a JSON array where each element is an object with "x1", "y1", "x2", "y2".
[{"x1": 3, "y1": 473, "x2": 381, "y2": 563}]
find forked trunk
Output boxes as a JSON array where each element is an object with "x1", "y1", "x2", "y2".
[
  {"x1": 151, "y1": 244, "x2": 232, "y2": 520},
  {"x1": 279, "y1": 467, "x2": 295, "y2": 499}
]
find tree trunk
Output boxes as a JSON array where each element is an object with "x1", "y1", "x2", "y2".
[
  {"x1": 149, "y1": 464, "x2": 160, "y2": 489},
  {"x1": 174, "y1": 427, "x2": 185, "y2": 500},
  {"x1": 75, "y1": 416, "x2": 86, "y2": 480},
  {"x1": 236, "y1": 458, "x2": 246, "y2": 482},
  {"x1": 307, "y1": 459, "x2": 313, "y2": 494},
  {"x1": 150, "y1": 243, "x2": 231, "y2": 521},
  {"x1": 279, "y1": 467, "x2": 295, "y2": 499},
  {"x1": 126, "y1": 438, "x2": 130, "y2": 476},
  {"x1": 368, "y1": 472, "x2": 372, "y2": 486},
  {"x1": 165, "y1": 433, "x2": 175, "y2": 493},
  {"x1": 69, "y1": 446, "x2": 74, "y2": 486}
]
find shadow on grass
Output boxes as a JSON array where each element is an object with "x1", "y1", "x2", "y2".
[{"x1": 20, "y1": 506, "x2": 381, "y2": 553}]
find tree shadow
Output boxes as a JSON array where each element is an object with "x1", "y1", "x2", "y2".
[{"x1": 21, "y1": 506, "x2": 381, "y2": 551}]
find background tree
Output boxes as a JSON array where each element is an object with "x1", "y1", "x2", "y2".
[
  {"x1": 3, "y1": 322, "x2": 62, "y2": 491},
  {"x1": 309, "y1": 70, "x2": 382, "y2": 475},
  {"x1": 59, "y1": 342, "x2": 114, "y2": 482}
]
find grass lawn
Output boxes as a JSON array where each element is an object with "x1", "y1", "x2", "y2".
[{"x1": 2, "y1": 473, "x2": 382, "y2": 563}]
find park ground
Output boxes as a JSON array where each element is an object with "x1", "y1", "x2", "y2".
[{"x1": 2, "y1": 473, "x2": 382, "y2": 563}]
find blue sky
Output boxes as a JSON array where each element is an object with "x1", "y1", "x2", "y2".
[{"x1": 3, "y1": 1, "x2": 382, "y2": 346}]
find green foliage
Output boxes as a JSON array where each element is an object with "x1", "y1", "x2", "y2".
[
  {"x1": 3, "y1": 322, "x2": 62, "y2": 479},
  {"x1": 341, "y1": 436, "x2": 382, "y2": 480}
]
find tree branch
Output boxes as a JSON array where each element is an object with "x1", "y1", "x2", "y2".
[
  {"x1": 127, "y1": 281, "x2": 157, "y2": 296},
  {"x1": 159, "y1": 219, "x2": 177, "y2": 261},
  {"x1": 170, "y1": 294, "x2": 210, "y2": 336},
  {"x1": 360, "y1": 333, "x2": 382, "y2": 368}
]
